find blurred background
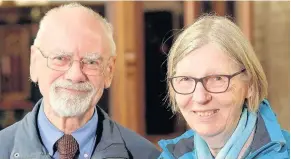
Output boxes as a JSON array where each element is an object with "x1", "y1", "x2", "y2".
[{"x1": 0, "y1": 1, "x2": 289, "y2": 146}]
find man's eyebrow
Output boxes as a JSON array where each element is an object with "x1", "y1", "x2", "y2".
[{"x1": 83, "y1": 53, "x2": 102, "y2": 60}]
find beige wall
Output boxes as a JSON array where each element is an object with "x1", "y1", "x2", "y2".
[{"x1": 253, "y1": 1, "x2": 290, "y2": 130}]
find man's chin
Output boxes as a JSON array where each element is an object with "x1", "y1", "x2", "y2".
[
  {"x1": 52, "y1": 106, "x2": 88, "y2": 118},
  {"x1": 54, "y1": 92, "x2": 88, "y2": 99},
  {"x1": 49, "y1": 92, "x2": 94, "y2": 117}
]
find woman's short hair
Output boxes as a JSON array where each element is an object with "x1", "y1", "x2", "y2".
[{"x1": 167, "y1": 15, "x2": 268, "y2": 113}]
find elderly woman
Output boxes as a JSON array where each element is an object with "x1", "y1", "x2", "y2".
[{"x1": 158, "y1": 15, "x2": 290, "y2": 159}]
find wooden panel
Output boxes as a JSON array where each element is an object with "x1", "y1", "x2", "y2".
[
  {"x1": 106, "y1": 2, "x2": 145, "y2": 135},
  {"x1": 0, "y1": 100, "x2": 32, "y2": 110},
  {"x1": 235, "y1": 1, "x2": 253, "y2": 42},
  {"x1": 0, "y1": 25, "x2": 31, "y2": 102},
  {"x1": 212, "y1": 1, "x2": 226, "y2": 16},
  {"x1": 184, "y1": 1, "x2": 201, "y2": 27}
]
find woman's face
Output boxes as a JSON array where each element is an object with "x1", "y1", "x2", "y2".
[{"x1": 173, "y1": 43, "x2": 250, "y2": 140}]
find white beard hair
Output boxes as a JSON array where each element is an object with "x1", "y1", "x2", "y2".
[{"x1": 49, "y1": 80, "x2": 97, "y2": 117}]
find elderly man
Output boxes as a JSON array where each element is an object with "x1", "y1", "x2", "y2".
[{"x1": 0, "y1": 3, "x2": 160, "y2": 159}]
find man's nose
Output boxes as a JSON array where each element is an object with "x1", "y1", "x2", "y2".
[{"x1": 64, "y1": 61, "x2": 87, "y2": 83}]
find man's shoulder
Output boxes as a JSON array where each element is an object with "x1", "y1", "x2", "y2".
[
  {"x1": 0, "y1": 121, "x2": 20, "y2": 156},
  {"x1": 0, "y1": 121, "x2": 19, "y2": 139},
  {"x1": 114, "y1": 122, "x2": 161, "y2": 158},
  {"x1": 115, "y1": 123, "x2": 152, "y2": 145}
]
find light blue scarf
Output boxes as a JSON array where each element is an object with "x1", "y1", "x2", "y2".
[{"x1": 194, "y1": 107, "x2": 257, "y2": 159}]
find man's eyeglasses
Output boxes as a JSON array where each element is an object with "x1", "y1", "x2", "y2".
[
  {"x1": 36, "y1": 47, "x2": 110, "y2": 76},
  {"x1": 168, "y1": 69, "x2": 246, "y2": 94}
]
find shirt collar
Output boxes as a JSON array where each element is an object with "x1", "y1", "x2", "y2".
[
  {"x1": 37, "y1": 101, "x2": 63, "y2": 156},
  {"x1": 72, "y1": 107, "x2": 98, "y2": 154},
  {"x1": 37, "y1": 101, "x2": 98, "y2": 156}
]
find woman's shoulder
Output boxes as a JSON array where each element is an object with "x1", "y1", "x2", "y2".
[
  {"x1": 158, "y1": 130, "x2": 196, "y2": 159},
  {"x1": 249, "y1": 99, "x2": 290, "y2": 158},
  {"x1": 281, "y1": 129, "x2": 290, "y2": 154}
]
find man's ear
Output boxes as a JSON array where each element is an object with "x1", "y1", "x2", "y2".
[
  {"x1": 104, "y1": 56, "x2": 116, "y2": 89},
  {"x1": 30, "y1": 45, "x2": 38, "y2": 83}
]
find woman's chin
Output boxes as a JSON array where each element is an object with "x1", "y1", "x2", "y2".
[{"x1": 194, "y1": 126, "x2": 223, "y2": 138}]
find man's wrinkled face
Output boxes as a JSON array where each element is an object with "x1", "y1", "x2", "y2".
[{"x1": 30, "y1": 10, "x2": 115, "y2": 117}]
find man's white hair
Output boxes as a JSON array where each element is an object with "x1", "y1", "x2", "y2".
[{"x1": 34, "y1": 2, "x2": 116, "y2": 56}]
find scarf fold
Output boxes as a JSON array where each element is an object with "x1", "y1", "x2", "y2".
[{"x1": 194, "y1": 107, "x2": 257, "y2": 159}]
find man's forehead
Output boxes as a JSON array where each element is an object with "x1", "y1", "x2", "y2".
[
  {"x1": 43, "y1": 13, "x2": 104, "y2": 36},
  {"x1": 39, "y1": 22, "x2": 106, "y2": 53},
  {"x1": 36, "y1": 7, "x2": 110, "y2": 56}
]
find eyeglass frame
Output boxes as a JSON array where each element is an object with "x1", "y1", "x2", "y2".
[
  {"x1": 168, "y1": 69, "x2": 246, "y2": 95},
  {"x1": 35, "y1": 46, "x2": 112, "y2": 75}
]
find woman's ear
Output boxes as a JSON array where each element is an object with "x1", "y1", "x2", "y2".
[
  {"x1": 30, "y1": 45, "x2": 38, "y2": 83},
  {"x1": 246, "y1": 83, "x2": 254, "y2": 99}
]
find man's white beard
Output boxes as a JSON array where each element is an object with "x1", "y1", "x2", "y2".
[{"x1": 49, "y1": 79, "x2": 97, "y2": 117}]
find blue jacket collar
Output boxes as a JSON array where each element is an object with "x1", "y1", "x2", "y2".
[
  {"x1": 257, "y1": 99, "x2": 286, "y2": 145},
  {"x1": 158, "y1": 99, "x2": 287, "y2": 158}
]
